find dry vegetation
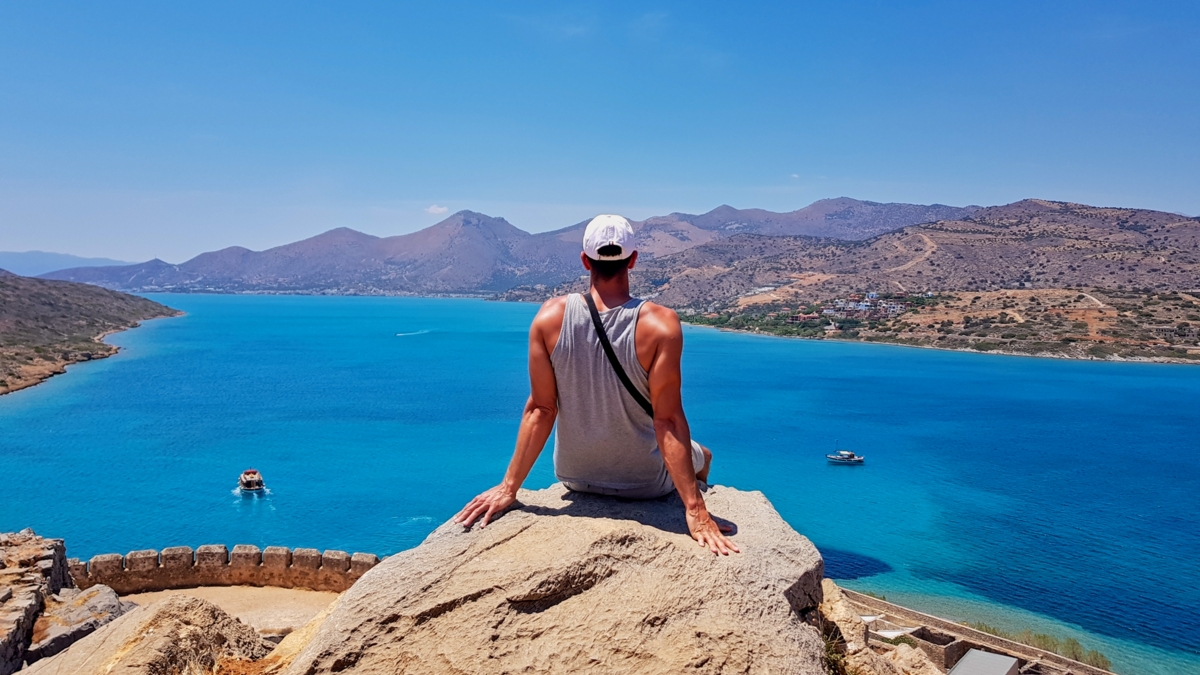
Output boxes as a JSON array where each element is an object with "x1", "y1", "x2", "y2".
[
  {"x1": 0, "y1": 271, "x2": 179, "y2": 395},
  {"x1": 687, "y1": 288, "x2": 1200, "y2": 363}
]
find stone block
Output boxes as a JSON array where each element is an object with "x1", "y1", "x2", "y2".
[
  {"x1": 262, "y1": 546, "x2": 291, "y2": 568},
  {"x1": 230, "y1": 545, "x2": 262, "y2": 567},
  {"x1": 350, "y1": 552, "x2": 379, "y2": 576},
  {"x1": 88, "y1": 553, "x2": 124, "y2": 577},
  {"x1": 292, "y1": 548, "x2": 321, "y2": 570},
  {"x1": 161, "y1": 546, "x2": 194, "y2": 568},
  {"x1": 67, "y1": 558, "x2": 87, "y2": 581},
  {"x1": 125, "y1": 549, "x2": 160, "y2": 572},
  {"x1": 196, "y1": 544, "x2": 229, "y2": 567},
  {"x1": 321, "y1": 550, "x2": 350, "y2": 572},
  {"x1": 0, "y1": 587, "x2": 10, "y2": 604}
]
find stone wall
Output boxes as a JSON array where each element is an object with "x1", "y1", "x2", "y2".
[
  {"x1": 842, "y1": 588, "x2": 1115, "y2": 675},
  {"x1": 0, "y1": 531, "x2": 70, "y2": 675},
  {"x1": 69, "y1": 545, "x2": 380, "y2": 595}
]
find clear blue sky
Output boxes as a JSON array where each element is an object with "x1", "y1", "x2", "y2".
[{"x1": 2, "y1": 1, "x2": 1198, "y2": 262}]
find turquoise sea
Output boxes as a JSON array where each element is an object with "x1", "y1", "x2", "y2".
[{"x1": 1, "y1": 295, "x2": 1198, "y2": 675}]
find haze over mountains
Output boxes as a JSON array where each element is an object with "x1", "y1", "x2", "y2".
[
  {"x1": 41, "y1": 199, "x2": 976, "y2": 294},
  {"x1": 0, "y1": 251, "x2": 132, "y2": 278}
]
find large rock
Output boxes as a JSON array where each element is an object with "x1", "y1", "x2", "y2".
[
  {"x1": 24, "y1": 595, "x2": 272, "y2": 675},
  {"x1": 24, "y1": 585, "x2": 130, "y2": 664},
  {"x1": 283, "y1": 483, "x2": 827, "y2": 675},
  {"x1": 819, "y1": 578, "x2": 869, "y2": 653}
]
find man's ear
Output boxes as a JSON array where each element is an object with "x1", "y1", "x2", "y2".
[
  {"x1": 627, "y1": 251, "x2": 638, "y2": 270},
  {"x1": 580, "y1": 252, "x2": 593, "y2": 271}
]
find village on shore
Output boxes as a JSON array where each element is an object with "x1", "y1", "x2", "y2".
[{"x1": 681, "y1": 287, "x2": 1200, "y2": 363}]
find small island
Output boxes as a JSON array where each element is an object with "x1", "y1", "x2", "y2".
[{"x1": 0, "y1": 270, "x2": 180, "y2": 396}]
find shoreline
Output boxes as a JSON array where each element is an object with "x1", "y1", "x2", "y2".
[
  {"x1": 0, "y1": 313, "x2": 180, "y2": 398},
  {"x1": 683, "y1": 321, "x2": 1200, "y2": 366}
]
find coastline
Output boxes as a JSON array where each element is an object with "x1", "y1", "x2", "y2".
[
  {"x1": 683, "y1": 321, "x2": 1200, "y2": 366},
  {"x1": 0, "y1": 313, "x2": 180, "y2": 397}
]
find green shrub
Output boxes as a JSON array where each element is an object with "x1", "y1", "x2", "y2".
[
  {"x1": 1018, "y1": 630, "x2": 1060, "y2": 653},
  {"x1": 1061, "y1": 637, "x2": 1085, "y2": 661},
  {"x1": 972, "y1": 341, "x2": 999, "y2": 351},
  {"x1": 1083, "y1": 649, "x2": 1112, "y2": 670}
]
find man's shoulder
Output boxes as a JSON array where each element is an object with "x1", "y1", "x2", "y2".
[
  {"x1": 531, "y1": 295, "x2": 569, "y2": 330},
  {"x1": 637, "y1": 301, "x2": 681, "y2": 338}
]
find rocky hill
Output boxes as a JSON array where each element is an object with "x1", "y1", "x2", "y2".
[
  {"x1": 531, "y1": 199, "x2": 1200, "y2": 310},
  {"x1": 40, "y1": 200, "x2": 974, "y2": 295},
  {"x1": 0, "y1": 271, "x2": 178, "y2": 395}
]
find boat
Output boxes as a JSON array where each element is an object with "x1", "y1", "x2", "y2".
[
  {"x1": 826, "y1": 450, "x2": 865, "y2": 465},
  {"x1": 238, "y1": 469, "x2": 265, "y2": 491}
]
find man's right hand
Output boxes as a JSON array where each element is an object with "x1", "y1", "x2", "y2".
[
  {"x1": 453, "y1": 485, "x2": 518, "y2": 529},
  {"x1": 686, "y1": 506, "x2": 740, "y2": 555}
]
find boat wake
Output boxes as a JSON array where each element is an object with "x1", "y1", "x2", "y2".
[
  {"x1": 231, "y1": 487, "x2": 272, "y2": 497},
  {"x1": 395, "y1": 330, "x2": 432, "y2": 337}
]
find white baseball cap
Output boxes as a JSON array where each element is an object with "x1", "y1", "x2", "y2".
[{"x1": 582, "y1": 214, "x2": 636, "y2": 260}]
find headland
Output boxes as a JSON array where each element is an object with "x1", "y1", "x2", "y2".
[{"x1": 0, "y1": 272, "x2": 179, "y2": 396}]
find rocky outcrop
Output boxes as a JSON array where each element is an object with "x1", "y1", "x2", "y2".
[
  {"x1": 0, "y1": 530, "x2": 71, "y2": 674},
  {"x1": 24, "y1": 595, "x2": 272, "y2": 675},
  {"x1": 883, "y1": 644, "x2": 942, "y2": 675},
  {"x1": 24, "y1": 586, "x2": 131, "y2": 664},
  {"x1": 282, "y1": 483, "x2": 826, "y2": 675},
  {"x1": 817, "y1": 579, "x2": 941, "y2": 675}
]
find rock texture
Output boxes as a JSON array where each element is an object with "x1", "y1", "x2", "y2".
[
  {"x1": 817, "y1": 579, "x2": 941, "y2": 675},
  {"x1": 0, "y1": 530, "x2": 71, "y2": 674},
  {"x1": 24, "y1": 595, "x2": 272, "y2": 675},
  {"x1": 283, "y1": 484, "x2": 826, "y2": 675},
  {"x1": 25, "y1": 585, "x2": 131, "y2": 664},
  {"x1": 883, "y1": 644, "x2": 942, "y2": 675}
]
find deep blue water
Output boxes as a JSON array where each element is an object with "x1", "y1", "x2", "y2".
[{"x1": 2, "y1": 295, "x2": 1197, "y2": 674}]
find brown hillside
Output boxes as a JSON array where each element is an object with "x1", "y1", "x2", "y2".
[
  {"x1": 0, "y1": 271, "x2": 178, "y2": 395},
  {"x1": 618, "y1": 200, "x2": 1200, "y2": 309}
]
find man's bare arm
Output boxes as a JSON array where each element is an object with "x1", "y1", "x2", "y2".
[
  {"x1": 453, "y1": 299, "x2": 562, "y2": 528},
  {"x1": 643, "y1": 305, "x2": 740, "y2": 555}
]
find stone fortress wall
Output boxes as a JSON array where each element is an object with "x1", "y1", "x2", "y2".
[{"x1": 69, "y1": 544, "x2": 381, "y2": 595}]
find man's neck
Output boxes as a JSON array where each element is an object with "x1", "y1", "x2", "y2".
[{"x1": 588, "y1": 274, "x2": 632, "y2": 311}]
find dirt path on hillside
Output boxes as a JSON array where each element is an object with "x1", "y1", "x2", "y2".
[{"x1": 887, "y1": 233, "x2": 938, "y2": 272}]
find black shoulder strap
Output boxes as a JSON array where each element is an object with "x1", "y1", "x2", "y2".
[{"x1": 582, "y1": 293, "x2": 654, "y2": 418}]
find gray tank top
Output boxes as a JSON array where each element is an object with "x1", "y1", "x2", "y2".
[{"x1": 551, "y1": 294, "x2": 665, "y2": 494}]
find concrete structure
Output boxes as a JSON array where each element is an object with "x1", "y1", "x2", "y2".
[
  {"x1": 69, "y1": 545, "x2": 380, "y2": 595},
  {"x1": 949, "y1": 649, "x2": 1020, "y2": 675},
  {"x1": 842, "y1": 589, "x2": 1115, "y2": 675}
]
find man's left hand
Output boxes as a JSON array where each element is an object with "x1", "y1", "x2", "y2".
[{"x1": 686, "y1": 507, "x2": 741, "y2": 555}]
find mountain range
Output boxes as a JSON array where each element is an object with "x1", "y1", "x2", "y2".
[
  {"x1": 603, "y1": 199, "x2": 1200, "y2": 308},
  {"x1": 0, "y1": 251, "x2": 133, "y2": 277},
  {"x1": 40, "y1": 199, "x2": 977, "y2": 294},
  {"x1": 38, "y1": 197, "x2": 1200, "y2": 310}
]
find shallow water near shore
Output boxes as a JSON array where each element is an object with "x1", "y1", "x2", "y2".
[{"x1": 1, "y1": 295, "x2": 1198, "y2": 674}]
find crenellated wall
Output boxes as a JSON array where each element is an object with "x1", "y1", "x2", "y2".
[{"x1": 68, "y1": 544, "x2": 381, "y2": 595}]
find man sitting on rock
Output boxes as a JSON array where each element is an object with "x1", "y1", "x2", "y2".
[{"x1": 454, "y1": 214, "x2": 740, "y2": 555}]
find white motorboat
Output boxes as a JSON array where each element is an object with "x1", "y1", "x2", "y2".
[{"x1": 826, "y1": 450, "x2": 865, "y2": 465}]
